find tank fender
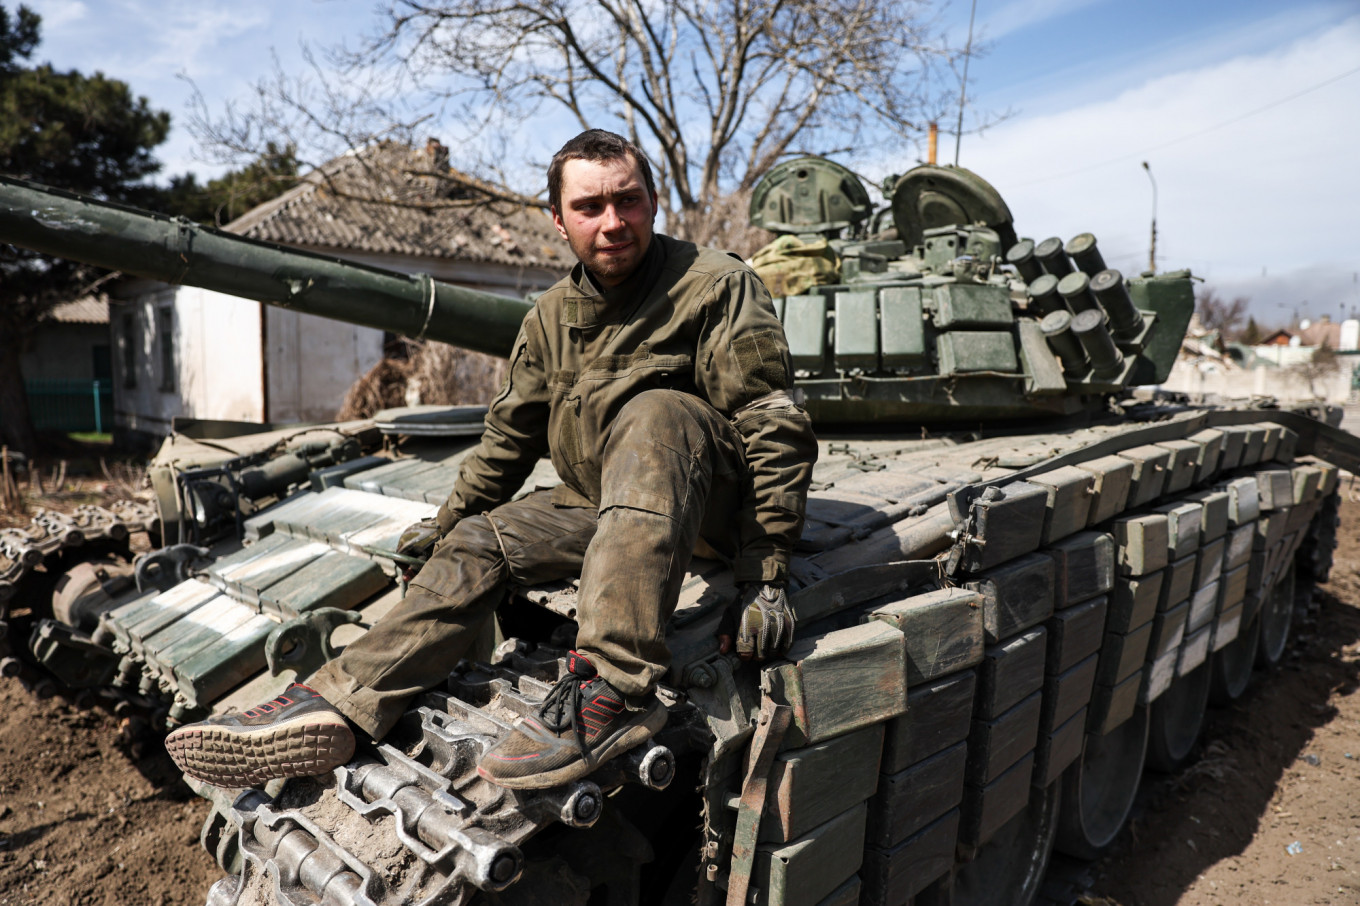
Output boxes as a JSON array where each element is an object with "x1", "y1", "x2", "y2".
[{"x1": 947, "y1": 409, "x2": 1360, "y2": 504}]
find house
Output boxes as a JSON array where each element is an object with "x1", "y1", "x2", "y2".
[
  {"x1": 23, "y1": 294, "x2": 111, "y2": 383},
  {"x1": 109, "y1": 141, "x2": 568, "y2": 447},
  {"x1": 1161, "y1": 313, "x2": 1360, "y2": 403},
  {"x1": 1293, "y1": 315, "x2": 1353, "y2": 351},
  {"x1": 1258, "y1": 317, "x2": 1358, "y2": 352},
  {"x1": 21, "y1": 294, "x2": 114, "y2": 432}
]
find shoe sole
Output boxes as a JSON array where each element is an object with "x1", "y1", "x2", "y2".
[
  {"x1": 477, "y1": 701, "x2": 668, "y2": 790},
  {"x1": 165, "y1": 711, "x2": 355, "y2": 789}
]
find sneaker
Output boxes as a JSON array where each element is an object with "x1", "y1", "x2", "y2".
[
  {"x1": 164, "y1": 683, "x2": 356, "y2": 788},
  {"x1": 477, "y1": 651, "x2": 666, "y2": 790}
]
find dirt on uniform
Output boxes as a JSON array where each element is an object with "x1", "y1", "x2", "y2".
[{"x1": 0, "y1": 497, "x2": 1358, "y2": 906}]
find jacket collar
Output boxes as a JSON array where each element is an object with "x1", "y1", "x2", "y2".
[{"x1": 560, "y1": 237, "x2": 667, "y2": 328}]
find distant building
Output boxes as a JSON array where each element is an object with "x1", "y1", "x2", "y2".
[
  {"x1": 1293, "y1": 315, "x2": 1349, "y2": 350},
  {"x1": 22, "y1": 294, "x2": 111, "y2": 383},
  {"x1": 110, "y1": 140, "x2": 568, "y2": 447},
  {"x1": 1257, "y1": 316, "x2": 1357, "y2": 352},
  {"x1": 21, "y1": 295, "x2": 114, "y2": 433},
  {"x1": 1162, "y1": 314, "x2": 1360, "y2": 403}
]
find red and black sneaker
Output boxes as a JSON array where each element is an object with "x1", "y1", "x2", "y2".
[
  {"x1": 477, "y1": 651, "x2": 666, "y2": 790},
  {"x1": 165, "y1": 683, "x2": 355, "y2": 788}
]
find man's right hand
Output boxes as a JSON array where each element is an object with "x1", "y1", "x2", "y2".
[
  {"x1": 395, "y1": 517, "x2": 442, "y2": 582},
  {"x1": 718, "y1": 583, "x2": 796, "y2": 662}
]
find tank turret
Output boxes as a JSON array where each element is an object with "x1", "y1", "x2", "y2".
[{"x1": 747, "y1": 158, "x2": 1195, "y2": 424}]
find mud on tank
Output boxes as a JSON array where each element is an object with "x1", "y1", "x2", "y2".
[{"x1": 0, "y1": 160, "x2": 1356, "y2": 906}]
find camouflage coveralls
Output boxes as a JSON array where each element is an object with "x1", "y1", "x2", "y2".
[{"x1": 308, "y1": 235, "x2": 817, "y2": 740}]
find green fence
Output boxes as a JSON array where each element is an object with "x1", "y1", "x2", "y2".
[{"x1": 25, "y1": 379, "x2": 114, "y2": 433}]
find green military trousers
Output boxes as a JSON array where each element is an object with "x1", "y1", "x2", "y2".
[{"x1": 308, "y1": 389, "x2": 748, "y2": 740}]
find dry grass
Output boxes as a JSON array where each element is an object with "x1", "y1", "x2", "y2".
[
  {"x1": 1, "y1": 448, "x2": 23, "y2": 517},
  {"x1": 0, "y1": 457, "x2": 150, "y2": 531},
  {"x1": 337, "y1": 340, "x2": 507, "y2": 420}
]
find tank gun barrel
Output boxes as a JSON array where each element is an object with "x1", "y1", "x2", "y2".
[{"x1": 0, "y1": 175, "x2": 534, "y2": 358}]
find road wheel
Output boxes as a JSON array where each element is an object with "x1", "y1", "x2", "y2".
[
  {"x1": 1257, "y1": 562, "x2": 1296, "y2": 668},
  {"x1": 1147, "y1": 662, "x2": 1212, "y2": 772},
  {"x1": 1055, "y1": 705, "x2": 1149, "y2": 860},
  {"x1": 1210, "y1": 616, "x2": 1260, "y2": 705},
  {"x1": 952, "y1": 780, "x2": 1061, "y2": 906}
]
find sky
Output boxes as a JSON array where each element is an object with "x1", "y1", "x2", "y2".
[{"x1": 18, "y1": 0, "x2": 1360, "y2": 328}]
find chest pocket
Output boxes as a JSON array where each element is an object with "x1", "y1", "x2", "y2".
[{"x1": 580, "y1": 349, "x2": 695, "y2": 390}]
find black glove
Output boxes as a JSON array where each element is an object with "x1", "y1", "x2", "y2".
[
  {"x1": 395, "y1": 517, "x2": 441, "y2": 581},
  {"x1": 722, "y1": 583, "x2": 796, "y2": 662}
]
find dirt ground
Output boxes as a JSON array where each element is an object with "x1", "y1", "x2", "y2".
[
  {"x1": 1085, "y1": 491, "x2": 1360, "y2": 906},
  {"x1": 0, "y1": 493, "x2": 1357, "y2": 906}
]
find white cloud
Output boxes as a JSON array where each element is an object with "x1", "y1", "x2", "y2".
[
  {"x1": 25, "y1": 0, "x2": 86, "y2": 30},
  {"x1": 75, "y1": 0, "x2": 271, "y2": 83},
  {"x1": 22, "y1": 0, "x2": 369, "y2": 178},
  {"x1": 978, "y1": 0, "x2": 1105, "y2": 42},
  {"x1": 950, "y1": 15, "x2": 1360, "y2": 323},
  {"x1": 969, "y1": 4, "x2": 1353, "y2": 123}
]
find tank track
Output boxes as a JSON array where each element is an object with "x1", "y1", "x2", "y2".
[
  {"x1": 0, "y1": 500, "x2": 158, "y2": 597},
  {"x1": 0, "y1": 500, "x2": 159, "y2": 686},
  {"x1": 204, "y1": 647, "x2": 687, "y2": 906}
]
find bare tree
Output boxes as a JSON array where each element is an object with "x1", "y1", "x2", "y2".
[
  {"x1": 191, "y1": 0, "x2": 961, "y2": 248},
  {"x1": 1196, "y1": 287, "x2": 1250, "y2": 341},
  {"x1": 1290, "y1": 341, "x2": 1341, "y2": 399}
]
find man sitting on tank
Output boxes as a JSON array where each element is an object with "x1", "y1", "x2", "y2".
[{"x1": 165, "y1": 128, "x2": 817, "y2": 791}]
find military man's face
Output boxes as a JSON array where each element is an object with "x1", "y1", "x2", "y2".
[{"x1": 551, "y1": 155, "x2": 656, "y2": 288}]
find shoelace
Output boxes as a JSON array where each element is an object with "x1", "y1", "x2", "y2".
[{"x1": 539, "y1": 672, "x2": 591, "y2": 760}]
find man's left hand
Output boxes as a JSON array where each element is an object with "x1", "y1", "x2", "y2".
[
  {"x1": 718, "y1": 583, "x2": 795, "y2": 662},
  {"x1": 394, "y1": 517, "x2": 441, "y2": 582}
]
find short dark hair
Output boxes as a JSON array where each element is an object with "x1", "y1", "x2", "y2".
[{"x1": 547, "y1": 129, "x2": 657, "y2": 213}]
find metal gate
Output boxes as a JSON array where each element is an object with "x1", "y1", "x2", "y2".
[{"x1": 25, "y1": 379, "x2": 114, "y2": 433}]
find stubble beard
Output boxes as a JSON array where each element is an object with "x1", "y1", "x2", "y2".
[{"x1": 572, "y1": 231, "x2": 646, "y2": 288}]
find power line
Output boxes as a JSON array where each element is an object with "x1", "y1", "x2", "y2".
[{"x1": 1008, "y1": 61, "x2": 1360, "y2": 188}]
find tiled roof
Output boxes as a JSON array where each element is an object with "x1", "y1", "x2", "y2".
[
  {"x1": 225, "y1": 142, "x2": 569, "y2": 272},
  {"x1": 46, "y1": 294, "x2": 108, "y2": 324},
  {"x1": 1295, "y1": 319, "x2": 1343, "y2": 349}
]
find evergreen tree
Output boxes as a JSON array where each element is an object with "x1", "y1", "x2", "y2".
[
  {"x1": 159, "y1": 142, "x2": 300, "y2": 226},
  {"x1": 0, "y1": 4, "x2": 171, "y2": 454}
]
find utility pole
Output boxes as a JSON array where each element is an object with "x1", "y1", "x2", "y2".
[
  {"x1": 1278, "y1": 301, "x2": 1306, "y2": 328},
  {"x1": 1142, "y1": 161, "x2": 1157, "y2": 274}
]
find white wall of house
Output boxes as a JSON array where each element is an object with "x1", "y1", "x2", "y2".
[
  {"x1": 113, "y1": 283, "x2": 391, "y2": 435},
  {"x1": 113, "y1": 284, "x2": 265, "y2": 437},
  {"x1": 176, "y1": 286, "x2": 268, "y2": 421},
  {"x1": 264, "y1": 306, "x2": 384, "y2": 423},
  {"x1": 109, "y1": 252, "x2": 559, "y2": 445}
]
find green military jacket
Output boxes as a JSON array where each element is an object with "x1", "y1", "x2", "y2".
[{"x1": 437, "y1": 234, "x2": 817, "y2": 584}]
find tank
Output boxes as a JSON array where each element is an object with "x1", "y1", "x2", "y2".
[{"x1": 1, "y1": 164, "x2": 1357, "y2": 906}]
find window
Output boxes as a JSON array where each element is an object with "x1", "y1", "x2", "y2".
[
  {"x1": 158, "y1": 307, "x2": 175, "y2": 392},
  {"x1": 120, "y1": 311, "x2": 136, "y2": 389}
]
